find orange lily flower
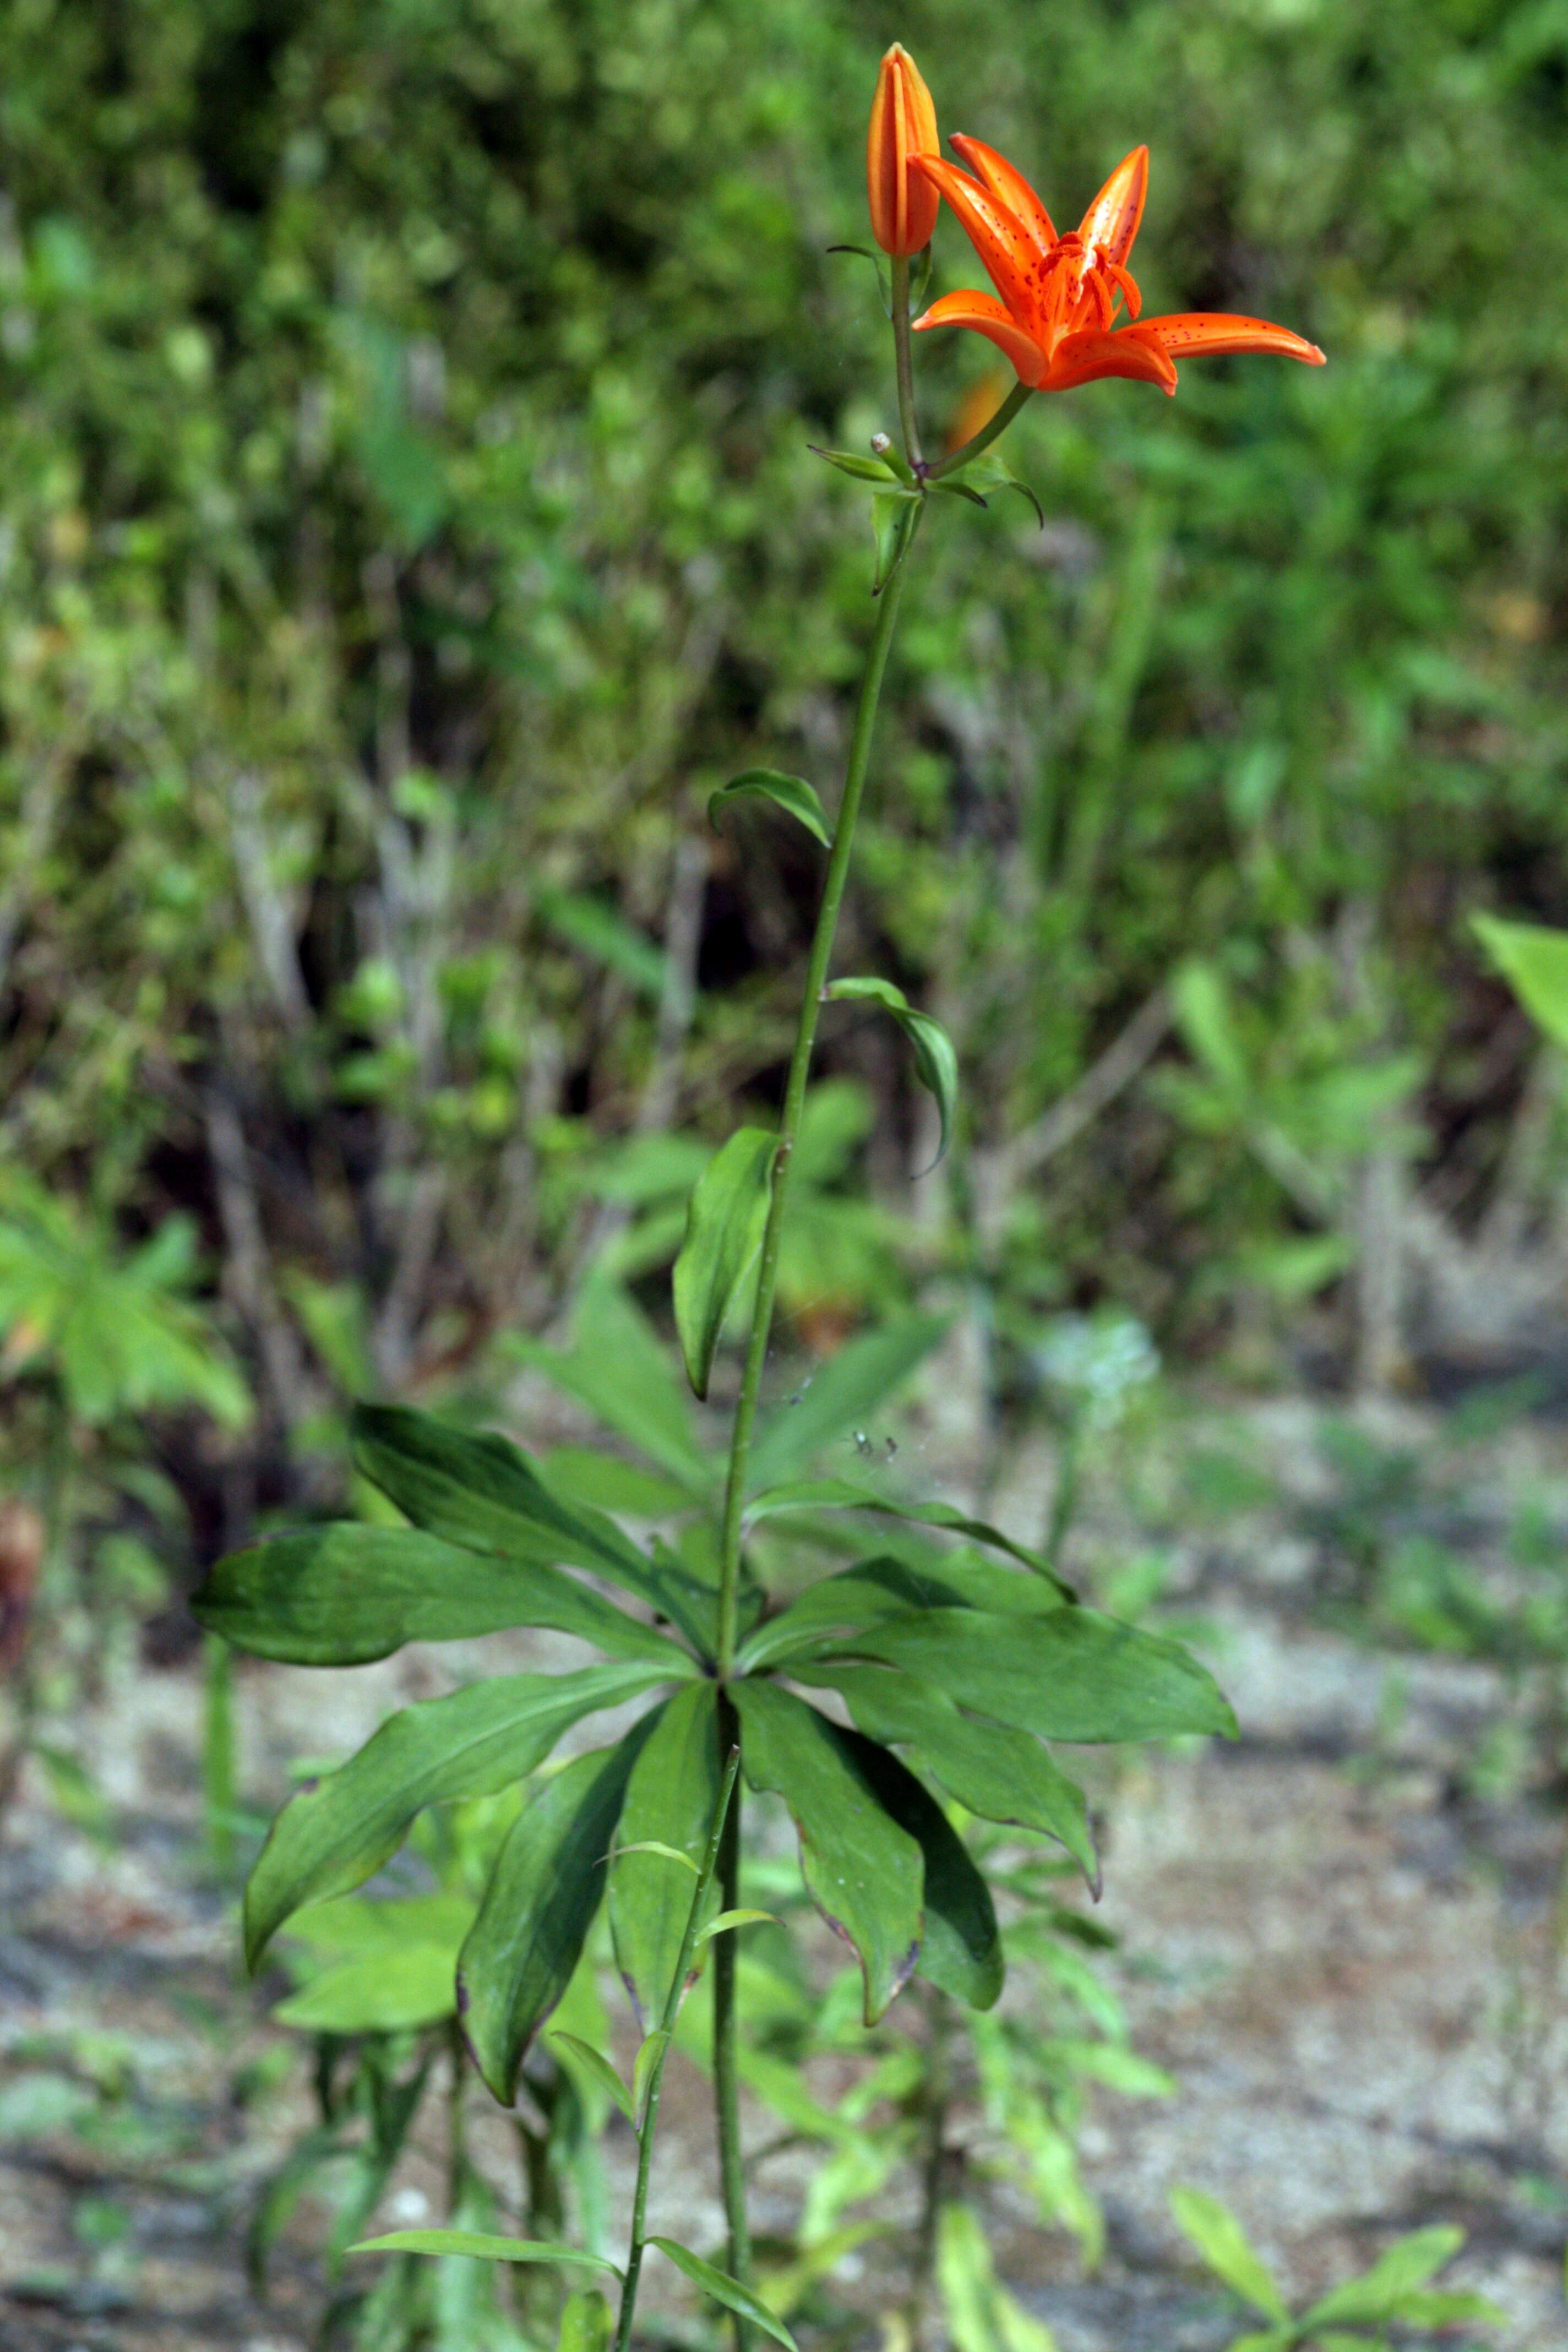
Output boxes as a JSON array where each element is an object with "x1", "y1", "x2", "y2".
[
  {"x1": 867, "y1": 45, "x2": 941, "y2": 258},
  {"x1": 911, "y1": 138, "x2": 1324, "y2": 394}
]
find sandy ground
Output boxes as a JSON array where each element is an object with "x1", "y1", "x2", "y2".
[{"x1": 2, "y1": 1389, "x2": 1566, "y2": 2350}]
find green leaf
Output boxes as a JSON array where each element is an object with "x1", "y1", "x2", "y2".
[
  {"x1": 930, "y1": 476, "x2": 989, "y2": 510},
  {"x1": 274, "y1": 1943, "x2": 460, "y2": 2033},
  {"x1": 936, "y1": 2202, "x2": 1004, "y2": 2352},
  {"x1": 1393, "y1": 2288, "x2": 1509, "y2": 2325},
  {"x1": 808, "y1": 443, "x2": 903, "y2": 484},
  {"x1": 823, "y1": 1608, "x2": 1237, "y2": 1744},
  {"x1": 747, "y1": 1311, "x2": 950, "y2": 1491},
  {"x1": 610, "y1": 1683, "x2": 721, "y2": 2029},
  {"x1": 793, "y1": 1663, "x2": 1099, "y2": 1892},
  {"x1": 1472, "y1": 913, "x2": 1568, "y2": 1050},
  {"x1": 739, "y1": 1553, "x2": 1076, "y2": 1677},
  {"x1": 826, "y1": 978, "x2": 959, "y2": 1166},
  {"x1": 731, "y1": 1681, "x2": 922, "y2": 2023},
  {"x1": 694, "y1": 1908, "x2": 779, "y2": 1943},
  {"x1": 351, "y1": 2231, "x2": 622, "y2": 2277},
  {"x1": 709, "y1": 771, "x2": 831, "y2": 849},
  {"x1": 246, "y1": 1662, "x2": 668, "y2": 1967},
  {"x1": 613, "y1": 1839, "x2": 701, "y2": 1871},
  {"x1": 193, "y1": 1526, "x2": 695, "y2": 1672},
  {"x1": 745, "y1": 1477, "x2": 1072, "y2": 1593},
  {"x1": 939, "y1": 449, "x2": 1045, "y2": 526},
  {"x1": 545, "y1": 2033, "x2": 635, "y2": 2124},
  {"x1": 351, "y1": 1402, "x2": 699, "y2": 1635},
  {"x1": 631, "y1": 2028, "x2": 669, "y2": 2122},
  {"x1": 672, "y1": 1129, "x2": 777, "y2": 1400},
  {"x1": 1302, "y1": 2227, "x2": 1465, "y2": 2329},
  {"x1": 507, "y1": 1281, "x2": 708, "y2": 1491},
  {"x1": 284, "y1": 1892, "x2": 473, "y2": 1953},
  {"x1": 543, "y1": 1449, "x2": 694, "y2": 1521},
  {"x1": 459, "y1": 1718, "x2": 660, "y2": 2102},
  {"x1": 737, "y1": 1557, "x2": 1006, "y2": 1673},
  {"x1": 871, "y1": 487, "x2": 921, "y2": 593},
  {"x1": 1168, "y1": 2188, "x2": 1287, "y2": 2322},
  {"x1": 558, "y1": 2288, "x2": 614, "y2": 2352},
  {"x1": 843, "y1": 1733, "x2": 1002, "y2": 2009},
  {"x1": 648, "y1": 2239, "x2": 798, "y2": 2351}
]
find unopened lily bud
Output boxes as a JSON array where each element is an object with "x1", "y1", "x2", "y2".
[{"x1": 867, "y1": 44, "x2": 940, "y2": 258}]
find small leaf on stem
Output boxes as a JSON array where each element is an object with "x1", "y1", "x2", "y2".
[
  {"x1": 709, "y1": 770, "x2": 832, "y2": 848},
  {"x1": 649, "y1": 2239, "x2": 799, "y2": 2350},
  {"x1": 827, "y1": 976, "x2": 958, "y2": 1166}
]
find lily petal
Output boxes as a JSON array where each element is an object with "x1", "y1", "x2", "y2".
[
  {"x1": 1077, "y1": 145, "x2": 1148, "y2": 269},
  {"x1": 949, "y1": 135, "x2": 1057, "y2": 258},
  {"x1": 1135, "y1": 313, "x2": 1326, "y2": 364},
  {"x1": 911, "y1": 154, "x2": 1042, "y2": 324},
  {"x1": 913, "y1": 288, "x2": 1047, "y2": 386},
  {"x1": 1044, "y1": 325, "x2": 1177, "y2": 396}
]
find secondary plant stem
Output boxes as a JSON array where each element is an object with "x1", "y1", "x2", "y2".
[
  {"x1": 890, "y1": 255, "x2": 924, "y2": 470},
  {"x1": 927, "y1": 379, "x2": 1034, "y2": 480},
  {"x1": 612, "y1": 1743, "x2": 742, "y2": 2352},
  {"x1": 714, "y1": 515, "x2": 923, "y2": 1677}
]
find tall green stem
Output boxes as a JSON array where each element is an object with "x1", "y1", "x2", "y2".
[
  {"x1": 712, "y1": 1695, "x2": 749, "y2": 2347},
  {"x1": 715, "y1": 518, "x2": 923, "y2": 1677},
  {"x1": 612, "y1": 1743, "x2": 742, "y2": 2352}
]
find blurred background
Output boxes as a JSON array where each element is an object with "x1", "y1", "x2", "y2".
[{"x1": 3, "y1": 2, "x2": 1568, "y2": 2347}]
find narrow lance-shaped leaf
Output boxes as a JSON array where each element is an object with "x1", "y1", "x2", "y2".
[
  {"x1": 731, "y1": 1680, "x2": 922, "y2": 2023},
  {"x1": 1302, "y1": 2227, "x2": 1471, "y2": 2330},
  {"x1": 274, "y1": 1943, "x2": 462, "y2": 2035},
  {"x1": 709, "y1": 771, "x2": 832, "y2": 848},
  {"x1": 672, "y1": 1130, "x2": 777, "y2": 1401},
  {"x1": 193, "y1": 1526, "x2": 695, "y2": 1672},
  {"x1": 808, "y1": 442, "x2": 905, "y2": 484},
  {"x1": 842, "y1": 1731, "x2": 1003, "y2": 2010},
  {"x1": 609, "y1": 1683, "x2": 721, "y2": 2029},
  {"x1": 793, "y1": 1660, "x2": 1099, "y2": 1893},
  {"x1": 871, "y1": 486, "x2": 921, "y2": 594},
  {"x1": 738, "y1": 1557, "x2": 997, "y2": 1675},
  {"x1": 459, "y1": 1716, "x2": 660, "y2": 2103},
  {"x1": 1472, "y1": 912, "x2": 1568, "y2": 1050},
  {"x1": 546, "y1": 2033, "x2": 635, "y2": 2125},
  {"x1": 745, "y1": 1474, "x2": 1072, "y2": 1593},
  {"x1": 819, "y1": 1607, "x2": 1238, "y2": 1745},
  {"x1": 649, "y1": 2240, "x2": 798, "y2": 2352},
  {"x1": 244, "y1": 1661, "x2": 671, "y2": 1969},
  {"x1": 558, "y1": 2289, "x2": 614, "y2": 2352},
  {"x1": 1168, "y1": 2188, "x2": 1288, "y2": 2324},
  {"x1": 936, "y1": 448, "x2": 1046, "y2": 526},
  {"x1": 827, "y1": 978, "x2": 958, "y2": 1167},
  {"x1": 350, "y1": 1402, "x2": 707, "y2": 1643},
  {"x1": 351, "y1": 2232, "x2": 623, "y2": 2278}
]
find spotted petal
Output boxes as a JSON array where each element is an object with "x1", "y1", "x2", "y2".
[
  {"x1": 948, "y1": 136, "x2": 1057, "y2": 259},
  {"x1": 913, "y1": 288, "x2": 1046, "y2": 386},
  {"x1": 1077, "y1": 145, "x2": 1148, "y2": 269},
  {"x1": 912, "y1": 154, "x2": 1041, "y2": 324},
  {"x1": 1134, "y1": 313, "x2": 1326, "y2": 366},
  {"x1": 1043, "y1": 325, "x2": 1177, "y2": 396}
]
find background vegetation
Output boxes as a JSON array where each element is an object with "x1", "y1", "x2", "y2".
[{"x1": 7, "y1": 0, "x2": 1568, "y2": 1542}]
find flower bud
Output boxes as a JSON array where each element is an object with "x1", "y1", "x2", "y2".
[
  {"x1": 869, "y1": 432, "x2": 893, "y2": 456},
  {"x1": 866, "y1": 45, "x2": 940, "y2": 258}
]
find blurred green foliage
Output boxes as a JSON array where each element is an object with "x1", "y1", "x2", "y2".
[{"x1": 2, "y1": 0, "x2": 1566, "y2": 1469}]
